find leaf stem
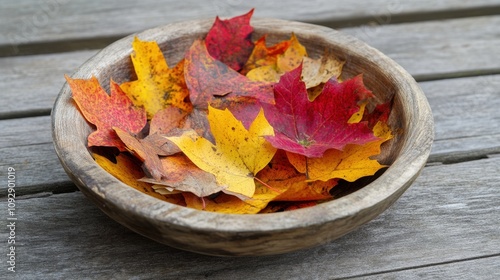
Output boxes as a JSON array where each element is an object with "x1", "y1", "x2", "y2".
[{"x1": 254, "y1": 176, "x2": 281, "y2": 193}]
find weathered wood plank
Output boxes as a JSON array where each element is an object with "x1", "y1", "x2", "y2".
[
  {"x1": 341, "y1": 15, "x2": 500, "y2": 80},
  {"x1": 2, "y1": 0, "x2": 500, "y2": 55},
  {"x1": 350, "y1": 256, "x2": 500, "y2": 279},
  {"x1": 0, "y1": 116, "x2": 51, "y2": 149},
  {"x1": 0, "y1": 50, "x2": 97, "y2": 119},
  {"x1": 0, "y1": 142, "x2": 76, "y2": 196},
  {"x1": 3, "y1": 15, "x2": 500, "y2": 117},
  {"x1": 1, "y1": 156, "x2": 498, "y2": 278},
  {"x1": 421, "y1": 74, "x2": 500, "y2": 162}
]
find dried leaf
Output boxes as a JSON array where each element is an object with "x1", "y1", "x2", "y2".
[
  {"x1": 140, "y1": 154, "x2": 226, "y2": 197},
  {"x1": 205, "y1": 9, "x2": 254, "y2": 71},
  {"x1": 286, "y1": 122, "x2": 393, "y2": 182},
  {"x1": 167, "y1": 106, "x2": 277, "y2": 199},
  {"x1": 120, "y1": 37, "x2": 191, "y2": 118},
  {"x1": 262, "y1": 65, "x2": 377, "y2": 157},
  {"x1": 66, "y1": 76, "x2": 146, "y2": 151}
]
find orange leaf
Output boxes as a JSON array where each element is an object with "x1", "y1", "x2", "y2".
[
  {"x1": 241, "y1": 35, "x2": 290, "y2": 74},
  {"x1": 66, "y1": 76, "x2": 146, "y2": 151}
]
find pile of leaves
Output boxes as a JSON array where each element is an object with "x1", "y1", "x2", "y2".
[{"x1": 66, "y1": 10, "x2": 394, "y2": 214}]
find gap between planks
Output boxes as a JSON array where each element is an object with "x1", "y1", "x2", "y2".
[{"x1": 2, "y1": 4, "x2": 500, "y2": 57}]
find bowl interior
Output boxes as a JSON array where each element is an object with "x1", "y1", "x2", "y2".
[{"x1": 52, "y1": 18, "x2": 433, "y2": 256}]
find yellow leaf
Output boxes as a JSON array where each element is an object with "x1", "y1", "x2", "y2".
[
  {"x1": 93, "y1": 153, "x2": 180, "y2": 203},
  {"x1": 120, "y1": 37, "x2": 191, "y2": 118},
  {"x1": 246, "y1": 33, "x2": 307, "y2": 83},
  {"x1": 167, "y1": 106, "x2": 277, "y2": 199},
  {"x1": 246, "y1": 65, "x2": 280, "y2": 83},
  {"x1": 287, "y1": 122, "x2": 392, "y2": 182},
  {"x1": 276, "y1": 33, "x2": 307, "y2": 72}
]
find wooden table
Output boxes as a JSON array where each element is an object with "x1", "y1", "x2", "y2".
[{"x1": 1, "y1": 1, "x2": 500, "y2": 278}]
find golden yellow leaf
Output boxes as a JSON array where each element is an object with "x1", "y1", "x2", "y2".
[
  {"x1": 120, "y1": 37, "x2": 191, "y2": 119},
  {"x1": 167, "y1": 106, "x2": 277, "y2": 199},
  {"x1": 287, "y1": 122, "x2": 392, "y2": 182},
  {"x1": 276, "y1": 33, "x2": 307, "y2": 72}
]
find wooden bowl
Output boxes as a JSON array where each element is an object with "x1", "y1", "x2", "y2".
[{"x1": 52, "y1": 18, "x2": 434, "y2": 256}]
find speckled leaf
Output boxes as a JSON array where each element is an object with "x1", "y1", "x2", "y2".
[
  {"x1": 286, "y1": 122, "x2": 393, "y2": 182},
  {"x1": 262, "y1": 65, "x2": 377, "y2": 158},
  {"x1": 184, "y1": 39, "x2": 274, "y2": 110},
  {"x1": 66, "y1": 75, "x2": 146, "y2": 151},
  {"x1": 120, "y1": 37, "x2": 191, "y2": 119},
  {"x1": 241, "y1": 35, "x2": 290, "y2": 74},
  {"x1": 167, "y1": 106, "x2": 277, "y2": 199}
]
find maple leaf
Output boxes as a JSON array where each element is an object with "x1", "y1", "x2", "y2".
[
  {"x1": 120, "y1": 37, "x2": 191, "y2": 119},
  {"x1": 167, "y1": 106, "x2": 277, "y2": 199},
  {"x1": 286, "y1": 121, "x2": 393, "y2": 182},
  {"x1": 246, "y1": 33, "x2": 307, "y2": 82},
  {"x1": 184, "y1": 39, "x2": 274, "y2": 128},
  {"x1": 140, "y1": 154, "x2": 226, "y2": 198},
  {"x1": 241, "y1": 35, "x2": 290, "y2": 74},
  {"x1": 66, "y1": 76, "x2": 146, "y2": 151},
  {"x1": 262, "y1": 65, "x2": 377, "y2": 158},
  {"x1": 184, "y1": 39, "x2": 274, "y2": 109},
  {"x1": 93, "y1": 153, "x2": 182, "y2": 203},
  {"x1": 205, "y1": 9, "x2": 254, "y2": 71}
]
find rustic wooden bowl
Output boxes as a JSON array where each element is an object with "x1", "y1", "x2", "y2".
[{"x1": 52, "y1": 18, "x2": 433, "y2": 256}]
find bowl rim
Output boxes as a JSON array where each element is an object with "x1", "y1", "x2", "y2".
[{"x1": 52, "y1": 17, "x2": 434, "y2": 234}]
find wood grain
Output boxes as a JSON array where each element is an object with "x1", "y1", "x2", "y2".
[
  {"x1": 0, "y1": 50, "x2": 97, "y2": 118},
  {"x1": 1, "y1": 156, "x2": 498, "y2": 278},
  {"x1": 341, "y1": 15, "x2": 500, "y2": 80},
  {"x1": 2, "y1": 0, "x2": 500, "y2": 55},
  {"x1": 3, "y1": 16, "x2": 500, "y2": 118}
]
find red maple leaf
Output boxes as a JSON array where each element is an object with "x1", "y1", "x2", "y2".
[
  {"x1": 205, "y1": 9, "x2": 254, "y2": 71},
  {"x1": 262, "y1": 65, "x2": 377, "y2": 157}
]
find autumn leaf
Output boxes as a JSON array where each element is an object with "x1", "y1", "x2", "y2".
[
  {"x1": 93, "y1": 153, "x2": 181, "y2": 203},
  {"x1": 167, "y1": 106, "x2": 277, "y2": 199},
  {"x1": 205, "y1": 9, "x2": 254, "y2": 71},
  {"x1": 301, "y1": 49, "x2": 345, "y2": 93},
  {"x1": 120, "y1": 37, "x2": 191, "y2": 119},
  {"x1": 246, "y1": 33, "x2": 306, "y2": 82},
  {"x1": 114, "y1": 127, "x2": 167, "y2": 181},
  {"x1": 184, "y1": 39, "x2": 274, "y2": 109},
  {"x1": 140, "y1": 154, "x2": 226, "y2": 197},
  {"x1": 262, "y1": 65, "x2": 377, "y2": 158},
  {"x1": 241, "y1": 35, "x2": 290, "y2": 74},
  {"x1": 66, "y1": 76, "x2": 146, "y2": 151},
  {"x1": 256, "y1": 150, "x2": 337, "y2": 201},
  {"x1": 286, "y1": 121, "x2": 393, "y2": 182}
]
